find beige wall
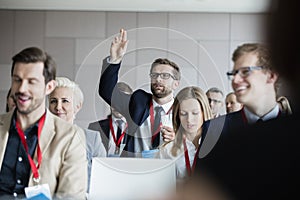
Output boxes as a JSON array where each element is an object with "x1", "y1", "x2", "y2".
[{"x1": 0, "y1": 10, "x2": 268, "y2": 127}]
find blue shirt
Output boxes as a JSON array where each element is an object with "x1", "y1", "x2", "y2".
[{"x1": 0, "y1": 111, "x2": 38, "y2": 197}]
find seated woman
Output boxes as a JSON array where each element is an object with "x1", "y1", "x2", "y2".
[
  {"x1": 156, "y1": 86, "x2": 213, "y2": 180},
  {"x1": 48, "y1": 77, "x2": 106, "y2": 193}
]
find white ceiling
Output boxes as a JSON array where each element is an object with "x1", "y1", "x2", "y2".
[{"x1": 0, "y1": 0, "x2": 271, "y2": 13}]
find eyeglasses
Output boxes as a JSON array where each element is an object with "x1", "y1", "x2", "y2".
[
  {"x1": 226, "y1": 66, "x2": 264, "y2": 80},
  {"x1": 149, "y1": 73, "x2": 176, "y2": 80},
  {"x1": 208, "y1": 98, "x2": 223, "y2": 104}
]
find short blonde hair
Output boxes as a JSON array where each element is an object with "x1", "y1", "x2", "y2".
[{"x1": 54, "y1": 77, "x2": 84, "y2": 108}]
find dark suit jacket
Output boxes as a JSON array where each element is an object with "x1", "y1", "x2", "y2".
[
  {"x1": 198, "y1": 108, "x2": 288, "y2": 159},
  {"x1": 197, "y1": 110, "x2": 246, "y2": 159},
  {"x1": 88, "y1": 115, "x2": 134, "y2": 155},
  {"x1": 98, "y1": 58, "x2": 152, "y2": 135},
  {"x1": 98, "y1": 58, "x2": 154, "y2": 155},
  {"x1": 194, "y1": 110, "x2": 300, "y2": 199}
]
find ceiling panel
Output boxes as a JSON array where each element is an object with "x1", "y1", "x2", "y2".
[{"x1": 0, "y1": 0, "x2": 271, "y2": 13}]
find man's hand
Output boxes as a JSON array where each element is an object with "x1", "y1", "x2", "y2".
[
  {"x1": 110, "y1": 28, "x2": 128, "y2": 64},
  {"x1": 161, "y1": 126, "x2": 175, "y2": 142}
]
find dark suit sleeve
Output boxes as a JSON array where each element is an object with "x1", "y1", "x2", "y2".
[
  {"x1": 98, "y1": 57, "x2": 131, "y2": 120},
  {"x1": 98, "y1": 57, "x2": 153, "y2": 127},
  {"x1": 98, "y1": 56, "x2": 121, "y2": 105}
]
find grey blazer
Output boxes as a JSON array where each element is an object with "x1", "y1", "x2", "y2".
[{"x1": 84, "y1": 128, "x2": 106, "y2": 192}]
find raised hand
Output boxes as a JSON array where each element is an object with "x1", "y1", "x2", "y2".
[{"x1": 110, "y1": 28, "x2": 128, "y2": 64}]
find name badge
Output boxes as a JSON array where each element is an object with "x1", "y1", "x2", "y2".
[
  {"x1": 142, "y1": 149, "x2": 159, "y2": 158},
  {"x1": 25, "y1": 183, "x2": 52, "y2": 200}
]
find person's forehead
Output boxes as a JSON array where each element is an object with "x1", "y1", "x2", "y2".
[
  {"x1": 13, "y1": 62, "x2": 44, "y2": 78},
  {"x1": 151, "y1": 64, "x2": 174, "y2": 73},
  {"x1": 233, "y1": 52, "x2": 259, "y2": 70},
  {"x1": 207, "y1": 92, "x2": 222, "y2": 99},
  {"x1": 180, "y1": 98, "x2": 200, "y2": 110},
  {"x1": 226, "y1": 95, "x2": 237, "y2": 102},
  {"x1": 226, "y1": 94, "x2": 236, "y2": 100}
]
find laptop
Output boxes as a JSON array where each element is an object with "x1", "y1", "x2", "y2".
[{"x1": 88, "y1": 157, "x2": 176, "y2": 200}]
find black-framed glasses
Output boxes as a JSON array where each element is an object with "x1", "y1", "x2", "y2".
[
  {"x1": 149, "y1": 73, "x2": 176, "y2": 80},
  {"x1": 226, "y1": 66, "x2": 264, "y2": 80}
]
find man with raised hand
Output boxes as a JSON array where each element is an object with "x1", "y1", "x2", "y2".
[{"x1": 98, "y1": 29, "x2": 181, "y2": 156}]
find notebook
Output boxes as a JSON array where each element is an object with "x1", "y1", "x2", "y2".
[{"x1": 88, "y1": 157, "x2": 176, "y2": 200}]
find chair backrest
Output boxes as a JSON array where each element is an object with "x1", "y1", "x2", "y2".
[{"x1": 88, "y1": 157, "x2": 176, "y2": 200}]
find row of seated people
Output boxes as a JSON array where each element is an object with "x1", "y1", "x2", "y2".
[
  {"x1": 92, "y1": 27, "x2": 296, "y2": 200},
  {"x1": 1, "y1": 7, "x2": 297, "y2": 197},
  {"x1": 96, "y1": 28, "x2": 293, "y2": 162}
]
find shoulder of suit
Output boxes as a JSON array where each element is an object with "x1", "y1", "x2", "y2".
[
  {"x1": 132, "y1": 89, "x2": 151, "y2": 98},
  {"x1": 130, "y1": 90, "x2": 152, "y2": 107},
  {"x1": 0, "y1": 112, "x2": 13, "y2": 126}
]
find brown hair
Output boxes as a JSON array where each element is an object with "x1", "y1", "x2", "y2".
[
  {"x1": 232, "y1": 43, "x2": 281, "y2": 93},
  {"x1": 232, "y1": 43, "x2": 271, "y2": 70},
  {"x1": 6, "y1": 88, "x2": 12, "y2": 113},
  {"x1": 150, "y1": 58, "x2": 181, "y2": 80},
  {"x1": 11, "y1": 47, "x2": 56, "y2": 84}
]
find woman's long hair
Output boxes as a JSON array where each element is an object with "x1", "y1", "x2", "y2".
[{"x1": 169, "y1": 86, "x2": 213, "y2": 157}]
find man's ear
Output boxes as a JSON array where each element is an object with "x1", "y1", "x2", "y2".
[
  {"x1": 172, "y1": 80, "x2": 180, "y2": 90},
  {"x1": 267, "y1": 71, "x2": 279, "y2": 84},
  {"x1": 45, "y1": 80, "x2": 56, "y2": 95}
]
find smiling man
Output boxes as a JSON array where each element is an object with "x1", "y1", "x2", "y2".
[
  {"x1": 193, "y1": 3, "x2": 300, "y2": 197},
  {"x1": 229, "y1": 43, "x2": 279, "y2": 122},
  {"x1": 0, "y1": 47, "x2": 87, "y2": 199},
  {"x1": 195, "y1": 43, "x2": 284, "y2": 160}
]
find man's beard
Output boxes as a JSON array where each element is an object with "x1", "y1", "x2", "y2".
[
  {"x1": 15, "y1": 94, "x2": 44, "y2": 115},
  {"x1": 151, "y1": 84, "x2": 172, "y2": 98}
]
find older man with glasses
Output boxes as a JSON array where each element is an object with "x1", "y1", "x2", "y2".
[
  {"x1": 206, "y1": 87, "x2": 224, "y2": 118},
  {"x1": 195, "y1": 43, "x2": 285, "y2": 163},
  {"x1": 98, "y1": 29, "x2": 181, "y2": 157}
]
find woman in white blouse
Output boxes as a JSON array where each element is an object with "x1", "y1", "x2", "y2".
[{"x1": 157, "y1": 86, "x2": 213, "y2": 179}]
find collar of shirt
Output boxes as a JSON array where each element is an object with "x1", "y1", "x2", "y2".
[
  {"x1": 243, "y1": 104, "x2": 280, "y2": 124},
  {"x1": 112, "y1": 115, "x2": 126, "y2": 129},
  {"x1": 11, "y1": 111, "x2": 39, "y2": 138},
  {"x1": 152, "y1": 99, "x2": 174, "y2": 114}
]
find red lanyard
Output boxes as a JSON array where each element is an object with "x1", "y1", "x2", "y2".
[
  {"x1": 15, "y1": 113, "x2": 46, "y2": 183},
  {"x1": 109, "y1": 118, "x2": 127, "y2": 147},
  {"x1": 183, "y1": 137, "x2": 199, "y2": 177},
  {"x1": 150, "y1": 101, "x2": 172, "y2": 143}
]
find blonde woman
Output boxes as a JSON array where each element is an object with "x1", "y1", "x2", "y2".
[
  {"x1": 48, "y1": 77, "x2": 106, "y2": 193},
  {"x1": 156, "y1": 86, "x2": 213, "y2": 179}
]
